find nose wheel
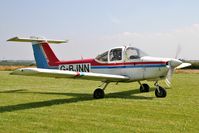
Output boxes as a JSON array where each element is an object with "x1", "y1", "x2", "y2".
[{"x1": 154, "y1": 82, "x2": 167, "y2": 98}]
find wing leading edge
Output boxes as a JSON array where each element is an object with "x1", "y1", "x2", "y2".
[{"x1": 11, "y1": 68, "x2": 130, "y2": 82}]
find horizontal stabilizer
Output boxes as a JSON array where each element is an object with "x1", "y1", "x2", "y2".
[{"x1": 7, "y1": 36, "x2": 68, "y2": 44}]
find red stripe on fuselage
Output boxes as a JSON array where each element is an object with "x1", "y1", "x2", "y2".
[{"x1": 48, "y1": 58, "x2": 167, "y2": 67}]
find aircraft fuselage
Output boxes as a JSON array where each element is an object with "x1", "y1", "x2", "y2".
[{"x1": 52, "y1": 57, "x2": 169, "y2": 82}]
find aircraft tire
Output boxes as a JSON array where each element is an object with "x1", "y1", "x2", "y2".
[
  {"x1": 93, "y1": 88, "x2": 105, "y2": 99},
  {"x1": 155, "y1": 86, "x2": 167, "y2": 98},
  {"x1": 140, "y1": 84, "x2": 150, "y2": 92}
]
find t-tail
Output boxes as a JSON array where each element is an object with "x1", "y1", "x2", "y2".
[{"x1": 7, "y1": 36, "x2": 67, "y2": 69}]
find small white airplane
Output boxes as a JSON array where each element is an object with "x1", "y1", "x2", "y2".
[{"x1": 7, "y1": 36, "x2": 191, "y2": 99}]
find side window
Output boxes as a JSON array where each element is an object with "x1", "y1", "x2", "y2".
[
  {"x1": 95, "y1": 51, "x2": 108, "y2": 62},
  {"x1": 126, "y1": 48, "x2": 140, "y2": 60},
  {"x1": 109, "y1": 48, "x2": 122, "y2": 61}
]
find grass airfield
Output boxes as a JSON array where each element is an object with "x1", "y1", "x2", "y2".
[{"x1": 0, "y1": 71, "x2": 198, "y2": 133}]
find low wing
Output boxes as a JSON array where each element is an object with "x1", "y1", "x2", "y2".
[
  {"x1": 11, "y1": 68, "x2": 130, "y2": 82},
  {"x1": 176, "y1": 63, "x2": 191, "y2": 69}
]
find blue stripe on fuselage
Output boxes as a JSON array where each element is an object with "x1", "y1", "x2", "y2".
[{"x1": 91, "y1": 64, "x2": 166, "y2": 69}]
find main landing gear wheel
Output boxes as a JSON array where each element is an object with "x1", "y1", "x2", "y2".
[
  {"x1": 155, "y1": 86, "x2": 167, "y2": 98},
  {"x1": 140, "y1": 83, "x2": 150, "y2": 92},
  {"x1": 93, "y1": 82, "x2": 109, "y2": 99},
  {"x1": 93, "y1": 88, "x2": 105, "y2": 99}
]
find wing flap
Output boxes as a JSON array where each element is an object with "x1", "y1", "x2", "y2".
[{"x1": 11, "y1": 68, "x2": 130, "y2": 82}]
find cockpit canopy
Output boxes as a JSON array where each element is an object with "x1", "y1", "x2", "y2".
[{"x1": 95, "y1": 46, "x2": 148, "y2": 63}]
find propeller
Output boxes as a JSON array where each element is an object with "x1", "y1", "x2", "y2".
[
  {"x1": 165, "y1": 59, "x2": 181, "y2": 87},
  {"x1": 165, "y1": 60, "x2": 191, "y2": 87},
  {"x1": 165, "y1": 45, "x2": 191, "y2": 87}
]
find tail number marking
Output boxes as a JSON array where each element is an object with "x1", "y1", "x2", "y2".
[{"x1": 59, "y1": 63, "x2": 90, "y2": 72}]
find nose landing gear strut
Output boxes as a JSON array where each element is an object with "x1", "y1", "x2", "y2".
[{"x1": 154, "y1": 81, "x2": 167, "y2": 98}]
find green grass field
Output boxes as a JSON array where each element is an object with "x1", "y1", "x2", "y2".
[{"x1": 0, "y1": 71, "x2": 198, "y2": 133}]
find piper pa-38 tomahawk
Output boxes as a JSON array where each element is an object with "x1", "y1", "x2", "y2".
[{"x1": 7, "y1": 36, "x2": 191, "y2": 99}]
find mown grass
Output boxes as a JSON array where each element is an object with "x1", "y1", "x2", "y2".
[
  {"x1": 0, "y1": 71, "x2": 198, "y2": 133},
  {"x1": 0, "y1": 66, "x2": 34, "y2": 71}
]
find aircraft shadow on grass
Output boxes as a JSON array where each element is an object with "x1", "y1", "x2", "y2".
[{"x1": 0, "y1": 88, "x2": 155, "y2": 113}]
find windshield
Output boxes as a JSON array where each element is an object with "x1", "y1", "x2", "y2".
[{"x1": 95, "y1": 51, "x2": 108, "y2": 62}]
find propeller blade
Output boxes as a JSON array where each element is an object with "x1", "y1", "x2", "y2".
[
  {"x1": 165, "y1": 67, "x2": 174, "y2": 87},
  {"x1": 175, "y1": 44, "x2": 181, "y2": 59},
  {"x1": 165, "y1": 78, "x2": 171, "y2": 87}
]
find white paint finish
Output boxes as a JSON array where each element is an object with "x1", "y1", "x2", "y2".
[{"x1": 90, "y1": 66, "x2": 168, "y2": 82}]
